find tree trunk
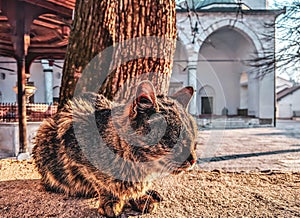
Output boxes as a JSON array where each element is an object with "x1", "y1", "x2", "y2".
[{"x1": 59, "y1": 0, "x2": 176, "y2": 108}]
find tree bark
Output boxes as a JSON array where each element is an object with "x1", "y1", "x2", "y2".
[{"x1": 59, "y1": 0, "x2": 176, "y2": 108}]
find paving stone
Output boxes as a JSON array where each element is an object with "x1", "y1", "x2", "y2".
[{"x1": 197, "y1": 120, "x2": 300, "y2": 172}]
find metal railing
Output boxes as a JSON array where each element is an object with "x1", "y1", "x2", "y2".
[{"x1": 0, "y1": 103, "x2": 58, "y2": 122}]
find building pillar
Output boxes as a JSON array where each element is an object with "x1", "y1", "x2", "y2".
[
  {"x1": 187, "y1": 64, "x2": 197, "y2": 115},
  {"x1": 247, "y1": 72, "x2": 259, "y2": 117},
  {"x1": 187, "y1": 49, "x2": 199, "y2": 115},
  {"x1": 41, "y1": 60, "x2": 53, "y2": 104},
  {"x1": 259, "y1": 72, "x2": 275, "y2": 123}
]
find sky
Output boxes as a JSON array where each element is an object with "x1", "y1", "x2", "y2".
[{"x1": 269, "y1": 0, "x2": 300, "y2": 83}]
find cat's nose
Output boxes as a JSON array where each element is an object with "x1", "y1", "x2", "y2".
[
  {"x1": 189, "y1": 159, "x2": 196, "y2": 165},
  {"x1": 186, "y1": 153, "x2": 197, "y2": 166}
]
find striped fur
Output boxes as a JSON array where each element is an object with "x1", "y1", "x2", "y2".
[{"x1": 32, "y1": 81, "x2": 197, "y2": 217}]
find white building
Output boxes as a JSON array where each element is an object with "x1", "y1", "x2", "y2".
[
  {"x1": 171, "y1": 0, "x2": 283, "y2": 126},
  {"x1": 275, "y1": 76, "x2": 299, "y2": 119},
  {"x1": 276, "y1": 76, "x2": 293, "y2": 93},
  {"x1": 277, "y1": 86, "x2": 300, "y2": 119}
]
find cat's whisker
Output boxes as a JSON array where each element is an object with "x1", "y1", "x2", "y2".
[{"x1": 159, "y1": 160, "x2": 175, "y2": 178}]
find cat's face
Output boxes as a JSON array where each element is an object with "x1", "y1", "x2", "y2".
[{"x1": 125, "y1": 81, "x2": 198, "y2": 175}]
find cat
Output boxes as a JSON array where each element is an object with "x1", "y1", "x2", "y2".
[{"x1": 32, "y1": 81, "x2": 198, "y2": 217}]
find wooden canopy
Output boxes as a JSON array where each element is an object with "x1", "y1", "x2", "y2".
[
  {"x1": 0, "y1": 0, "x2": 75, "y2": 63},
  {"x1": 0, "y1": 0, "x2": 75, "y2": 157}
]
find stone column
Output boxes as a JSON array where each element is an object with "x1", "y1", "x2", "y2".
[
  {"x1": 41, "y1": 60, "x2": 53, "y2": 104},
  {"x1": 187, "y1": 49, "x2": 199, "y2": 115},
  {"x1": 259, "y1": 72, "x2": 274, "y2": 122},
  {"x1": 247, "y1": 71, "x2": 259, "y2": 117}
]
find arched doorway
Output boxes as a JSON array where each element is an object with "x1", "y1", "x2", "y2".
[
  {"x1": 198, "y1": 26, "x2": 258, "y2": 116},
  {"x1": 199, "y1": 85, "x2": 215, "y2": 115}
]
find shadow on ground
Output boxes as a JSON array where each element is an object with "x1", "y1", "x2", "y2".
[
  {"x1": 198, "y1": 148, "x2": 300, "y2": 163},
  {"x1": 0, "y1": 179, "x2": 143, "y2": 218}
]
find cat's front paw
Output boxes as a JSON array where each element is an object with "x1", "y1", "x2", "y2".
[
  {"x1": 129, "y1": 190, "x2": 163, "y2": 214},
  {"x1": 98, "y1": 200, "x2": 124, "y2": 217},
  {"x1": 146, "y1": 190, "x2": 163, "y2": 202}
]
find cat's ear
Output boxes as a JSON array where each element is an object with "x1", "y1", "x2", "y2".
[
  {"x1": 171, "y1": 87, "x2": 194, "y2": 109},
  {"x1": 135, "y1": 81, "x2": 159, "y2": 111}
]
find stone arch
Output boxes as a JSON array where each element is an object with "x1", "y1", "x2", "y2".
[
  {"x1": 199, "y1": 85, "x2": 216, "y2": 96},
  {"x1": 197, "y1": 23, "x2": 259, "y2": 116},
  {"x1": 197, "y1": 19, "x2": 264, "y2": 58}
]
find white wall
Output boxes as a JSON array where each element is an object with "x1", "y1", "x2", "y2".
[
  {"x1": 0, "y1": 58, "x2": 63, "y2": 104},
  {"x1": 0, "y1": 122, "x2": 41, "y2": 157},
  {"x1": 0, "y1": 57, "x2": 17, "y2": 103},
  {"x1": 278, "y1": 103, "x2": 292, "y2": 118},
  {"x1": 171, "y1": 41, "x2": 189, "y2": 88},
  {"x1": 30, "y1": 62, "x2": 45, "y2": 103},
  {"x1": 292, "y1": 89, "x2": 300, "y2": 111},
  {"x1": 278, "y1": 89, "x2": 300, "y2": 118},
  {"x1": 0, "y1": 58, "x2": 47, "y2": 103},
  {"x1": 247, "y1": 72, "x2": 259, "y2": 117},
  {"x1": 52, "y1": 63, "x2": 63, "y2": 100},
  {"x1": 259, "y1": 73, "x2": 275, "y2": 119},
  {"x1": 196, "y1": 59, "x2": 227, "y2": 115}
]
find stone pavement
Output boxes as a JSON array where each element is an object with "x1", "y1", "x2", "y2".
[{"x1": 196, "y1": 119, "x2": 300, "y2": 172}]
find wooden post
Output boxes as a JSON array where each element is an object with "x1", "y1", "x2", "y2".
[
  {"x1": 16, "y1": 57, "x2": 28, "y2": 155},
  {"x1": 12, "y1": 1, "x2": 29, "y2": 157},
  {"x1": 4, "y1": 0, "x2": 33, "y2": 159}
]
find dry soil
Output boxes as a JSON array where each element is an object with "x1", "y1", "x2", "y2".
[{"x1": 0, "y1": 159, "x2": 299, "y2": 217}]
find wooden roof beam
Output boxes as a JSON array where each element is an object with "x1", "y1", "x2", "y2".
[
  {"x1": 0, "y1": 39, "x2": 13, "y2": 45},
  {"x1": 39, "y1": 15, "x2": 66, "y2": 25},
  {"x1": 21, "y1": 0, "x2": 73, "y2": 18},
  {"x1": 0, "y1": 44, "x2": 14, "y2": 51},
  {"x1": 46, "y1": 0, "x2": 75, "y2": 10},
  {"x1": 29, "y1": 41, "x2": 68, "y2": 48},
  {"x1": 33, "y1": 19, "x2": 60, "y2": 29},
  {"x1": 0, "y1": 16, "x2": 8, "y2": 21}
]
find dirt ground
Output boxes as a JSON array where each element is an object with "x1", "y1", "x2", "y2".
[{"x1": 0, "y1": 159, "x2": 299, "y2": 217}]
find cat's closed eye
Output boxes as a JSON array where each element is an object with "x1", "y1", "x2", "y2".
[
  {"x1": 194, "y1": 143, "x2": 198, "y2": 150},
  {"x1": 138, "y1": 96, "x2": 152, "y2": 104}
]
